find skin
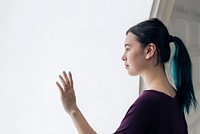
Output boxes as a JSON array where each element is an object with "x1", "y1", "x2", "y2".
[
  {"x1": 56, "y1": 32, "x2": 176, "y2": 134},
  {"x1": 122, "y1": 32, "x2": 176, "y2": 97}
]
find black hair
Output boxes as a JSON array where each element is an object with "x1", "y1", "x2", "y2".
[{"x1": 127, "y1": 18, "x2": 197, "y2": 114}]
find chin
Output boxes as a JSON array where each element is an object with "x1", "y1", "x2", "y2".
[{"x1": 127, "y1": 71, "x2": 138, "y2": 76}]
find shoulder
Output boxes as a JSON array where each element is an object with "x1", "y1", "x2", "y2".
[
  {"x1": 136, "y1": 90, "x2": 162, "y2": 104},
  {"x1": 121, "y1": 90, "x2": 163, "y2": 124},
  {"x1": 128, "y1": 90, "x2": 162, "y2": 114},
  {"x1": 114, "y1": 90, "x2": 163, "y2": 133},
  {"x1": 114, "y1": 90, "x2": 181, "y2": 133},
  {"x1": 127, "y1": 90, "x2": 179, "y2": 117}
]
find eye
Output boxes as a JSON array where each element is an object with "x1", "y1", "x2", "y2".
[{"x1": 125, "y1": 47, "x2": 130, "y2": 51}]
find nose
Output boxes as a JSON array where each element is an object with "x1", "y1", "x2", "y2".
[{"x1": 121, "y1": 53, "x2": 127, "y2": 61}]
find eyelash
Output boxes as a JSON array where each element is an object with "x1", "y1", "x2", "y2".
[{"x1": 125, "y1": 48, "x2": 130, "y2": 51}]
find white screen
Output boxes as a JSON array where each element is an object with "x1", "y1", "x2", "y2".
[{"x1": 0, "y1": 0, "x2": 153, "y2": 133}]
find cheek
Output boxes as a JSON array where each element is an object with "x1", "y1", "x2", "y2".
[
  {"x1": 128, "y1": 52, "x2": 140, "y2": 64},
  {"x1": 128, "y1": 52, "x2": 145, "y2": 73}
]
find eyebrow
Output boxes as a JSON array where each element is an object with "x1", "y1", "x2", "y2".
[{"x1": 124, "y1": 44, "x2": 131, "y2": 47}]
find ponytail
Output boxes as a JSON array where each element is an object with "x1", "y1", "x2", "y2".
[{"x1": 170, "y1": 36, "x2": 197, "y2": 114}]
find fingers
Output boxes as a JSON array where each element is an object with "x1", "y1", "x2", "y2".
[
  {"x1": 59, "y1": 74, "x2": 67, "y2": 91},
  {"x1": 68, "y1": 71, "x2": 73, "y2": 88},
  {"x1": 56, "y1": 82, "x2": 64, "y2": 94},
  {"x1": 63, "y1": 71, "x2": 70, "y2": 85},
  {"x1": 56, "y1": 71, "x2": 73, "y2": 92}
]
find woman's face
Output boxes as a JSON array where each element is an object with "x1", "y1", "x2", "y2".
[{"x1": 121, "y1": 32, "x2": 146, "y2": 76}]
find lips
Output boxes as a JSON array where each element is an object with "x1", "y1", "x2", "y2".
[{"x1": 125, "y1": 64, "x2": 129, "y2": 68}]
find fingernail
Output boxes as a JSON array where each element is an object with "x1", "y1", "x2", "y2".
[
  {"x1": 63, "y1": 71, "x2": 66, "y2": 74},
  {"x1": 69, "y1": 71, "x2": 71, "y2": 74}
]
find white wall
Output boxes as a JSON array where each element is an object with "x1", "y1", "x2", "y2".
[{"x1": 0, "y1": 0, "x2": 153, "y2": 133}]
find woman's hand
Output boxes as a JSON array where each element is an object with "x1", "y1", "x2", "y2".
[
  {"x1": 56, "y1": 71, "x2": 97, "y2": 134},
  {"x1": 56, "y1": 71, "x2": 78, "y2": 114}
]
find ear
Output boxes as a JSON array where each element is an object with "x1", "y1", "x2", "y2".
[{"x1": 145, "y1": 43, "x2": 157, "y2": 60}]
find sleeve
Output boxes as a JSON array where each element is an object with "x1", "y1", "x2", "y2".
[{"x1": 114, "y1": 94, "x2": 156, "y2": 134}]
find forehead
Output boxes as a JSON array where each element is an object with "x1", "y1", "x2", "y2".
[{"x1": 124, "y1": 32, "x2": 139, "y2": 47}]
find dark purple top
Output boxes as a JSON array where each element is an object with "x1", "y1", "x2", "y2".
[{"x1": 114, "y1": 90, "x2": 188, "y2": 134}]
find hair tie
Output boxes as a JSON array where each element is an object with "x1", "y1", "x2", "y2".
[{"x1": 169, "y1": 35, "x2": 174, "y2": 43}]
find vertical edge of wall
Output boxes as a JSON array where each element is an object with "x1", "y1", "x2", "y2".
[
  {"x1": 150, "y1": 0, "x2": 175, "y2": 26},
  {"x1": 139, "y1": 0, "x2": 175, "y2": 95}
]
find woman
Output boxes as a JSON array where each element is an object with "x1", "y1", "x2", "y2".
[{"x1": 56, "y1": 18, "x2": 197, "y2": 134}]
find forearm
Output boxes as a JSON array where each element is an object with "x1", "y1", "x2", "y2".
[{"x1": 69, "y1": 108, "x2": 97, "y2": 134}]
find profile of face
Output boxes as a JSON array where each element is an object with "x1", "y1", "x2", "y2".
[{"x1": 122, "y1": 32, "x2": 156, "y2": 76}]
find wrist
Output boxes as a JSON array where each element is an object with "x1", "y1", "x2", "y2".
[{"x1": 68, "y1": 107, "x2": 80, "y2": 117}]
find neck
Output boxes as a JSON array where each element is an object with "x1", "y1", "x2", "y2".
[{"x1": 140, "y1": 63, "x2": 175, "y2": 97}]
